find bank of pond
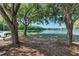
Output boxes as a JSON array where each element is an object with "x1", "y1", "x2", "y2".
[{"x1": 0, "y1": 29, "x2": 79, "y2": 42}]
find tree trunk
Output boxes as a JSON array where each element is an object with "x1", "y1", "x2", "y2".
[
  {"x1": 67, "y1": 24, "x2": 73, "y2": 46},
  {"x1": 24, "y1": 25, "x2": 28, "y2": 37},
  {"x1": 9, "y1": 18, "x2": 20, "y2": 46},
  {"x1": 11, "y1": 27, "x2": 19, "y2": 46},
  {"x1": 62, "y1": 4, "x2": 73, "y2": 46},
  {"x1": 65, "y1": 20, "x2": 73, "y2": 46}
]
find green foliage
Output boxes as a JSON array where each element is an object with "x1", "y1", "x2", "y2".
[
  {"x1": 17, "y1": 4, "x2": 51, "y2": 25},
  {"x1": 1, "y1": 3, "x2": 79, "y2": 30},
  {"x1": 28, "y1": 25, "x2": 45, "y2": 30},
  {"x1": 74, "y1": 19, "x2": 79, "y2": 28},
  {"x1": 0, "y1": 16, "x2": 10, "y2": 30},
  {"x1": 18, "y1": 23, "x2": 24, "y2": 30},
  {"x1": 18, "y1": 23, "x2": 45, "y2": 30}
]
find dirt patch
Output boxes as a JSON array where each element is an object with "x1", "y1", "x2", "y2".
[{"x1": 0, "y1": 40, "x2": 48, "y2": 56}]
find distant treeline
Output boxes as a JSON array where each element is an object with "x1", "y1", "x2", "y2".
[
  {"x1": 0, "y1": 23, "x2": 66, "y2": 31},
  {"x1": 0, "y1": 24, "x2": 45, "y2": 31},
  {"x1": 44, "y1": 28, "x2": 66, "y2": 30}
]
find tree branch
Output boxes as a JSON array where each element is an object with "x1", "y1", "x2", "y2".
[
  {"x1": 1, "y1": 4, "x2": 12, "y2": 20},
  {"x1": 14, "y1": 3, "x2": 20, "y2": 16},
  {"x1": 0, "y1": 5, "x2": 12, "y2": 24},
  {"x1": 24, "y1": 4, "x2": 35, "y2": 19}
]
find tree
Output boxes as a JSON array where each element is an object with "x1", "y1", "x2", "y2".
[
  {"x1": 0, "y1": 3, "x2": 20, "y2": 46},
  {"x1": 48, "y1": 3, "x2": 79, "y2": 46},
  {"x1": 42, "y1": 3, "x2": 79, "y2": 46},
  {"x1": 18, "y1": 4, "x2": 49, "y2": 36},
  {"x1": 61, "y1": 4, "x2": 79, "y2": 46},
  {"x1": 18, "y1": 4, "x2": 35, "y2": 36}
]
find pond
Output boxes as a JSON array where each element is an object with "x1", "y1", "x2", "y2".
[
  {"x1": 0, "y1": 29, "x2": 79, "y2": 36},
  {"x1": 40, "y1": 29, "x2": 79, "y2": 35}
]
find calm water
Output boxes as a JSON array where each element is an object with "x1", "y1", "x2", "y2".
[
  {"x1": 0, "y1": 29, "x2": 79, "y2": 35},
  {"x1": 40, "y1": 29, "x2": 79, "y2": 35}
]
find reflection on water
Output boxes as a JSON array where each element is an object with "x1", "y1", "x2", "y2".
[{"x1": 41, "y1": 30, "x2": 67, "y2": 34}]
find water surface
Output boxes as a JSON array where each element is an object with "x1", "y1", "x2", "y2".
[{"x1": 40, "y1": 29, "x2": 79, "y2": 35}]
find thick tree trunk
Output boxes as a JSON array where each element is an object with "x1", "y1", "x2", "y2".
[
  {"x1": 11, "y1": 27, "x2": 19, "y2": 45},
  {"x1": 9, "y1": 18, "x2": 20, "y2": 46},
  {"x1": 62, "y1": 4, "x2": 73, "y2": 46},
  {"x1": 65, "y1": 20, "x2": 73, "y2": 46},
  {"x1": 66, "y1": 24, "x2": 73, "y2": 46}
]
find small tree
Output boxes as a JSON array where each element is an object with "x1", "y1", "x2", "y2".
[{"x1": 18, "y1": 4, "x2": 49, "y2": 36}]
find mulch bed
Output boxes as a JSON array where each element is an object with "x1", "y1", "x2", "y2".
[{"x1": 0, "y1": 42, "x2": 48, "y2": 56}]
